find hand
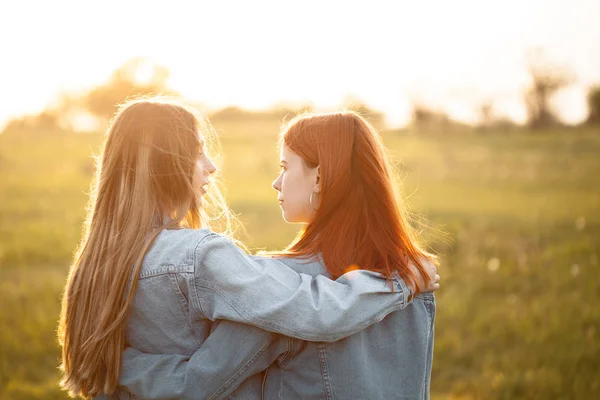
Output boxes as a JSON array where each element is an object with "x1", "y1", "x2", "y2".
[{"x1": 408, "y1": 259, "x2": 440, "y2": 293}]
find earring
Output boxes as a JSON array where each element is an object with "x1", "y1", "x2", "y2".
[{"x1": 309, "y1": 190, "x2": 319, "y2": 211}]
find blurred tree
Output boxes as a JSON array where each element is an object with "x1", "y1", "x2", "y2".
[
  {"x1": 479, "y1": 100, "x2": 494, "y2": 127},
  {"x1": 209, "y1": 104, "x2": 316, "y2": 128},
  {"x1": 586, "y1": 85, "x2": 600, "y2": 125},
  {"x1": 524, "y1": 49, "x2": 574, "y2": 129},
  {"x1": 1, "y1": 110, "x2": 63, "y2": 135},
  {"x1": 410, "y1": 102, "x2": 451, "y2": 127},
  {"x1": 209, "y1": 106, "x2": 250, "y2": 122},
  {"x1": 476, "y1": 99, "x2": 518, "y2": 132},
  {"x1": 82, "y1": 57, "x2": 179, "y2": 120},
  {"x1": 1, "y1": 58, "x2": 180, "y2": 135}
]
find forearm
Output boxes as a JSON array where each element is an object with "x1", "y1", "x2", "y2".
[
  {"x1": 194, "y1": 234, "x2": 412, "y2": 342},
  {"x1": 119, "y1": 321, "x2": 288, "y2": 400},
  {"x1": 181, "y1": 323, "x2": 288, "y2": 400}
]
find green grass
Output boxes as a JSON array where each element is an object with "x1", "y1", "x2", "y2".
[{"x1": 1, "y1": 123, "x2": 599, "y2": 399}]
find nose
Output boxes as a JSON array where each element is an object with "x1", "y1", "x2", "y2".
[
  {"x1": 205, "y1": 157, "x2": 217, "y2": 175},
  {"x1": 272, "y1": 174, "x2": 281, "y2": 191}
]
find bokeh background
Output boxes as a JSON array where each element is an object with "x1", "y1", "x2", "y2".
[{"x1": 1, "y1": 1, "x2": 599, "y2": 399}]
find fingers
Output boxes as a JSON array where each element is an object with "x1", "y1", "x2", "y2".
[
  {"x1": 409, "y1": 259, "x2": 441, "y2": 293},
  {"x1": 428, "y1": 273, "x2": 441, "y2": 292}
]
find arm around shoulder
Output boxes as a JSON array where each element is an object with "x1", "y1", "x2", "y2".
[{"x1": 191, "y1": 233, "x2": 413, "y2": 341}]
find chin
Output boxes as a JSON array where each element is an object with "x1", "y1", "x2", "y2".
[
  {"x1": 282, "y1": 212, "x2": 307, "y2": 225},
  {"x1": 282, "y1": 212, "x2": 292, "y2": 223},
  {"x1": 282, "y1": 211, "x2": 297, "y2": 224}
]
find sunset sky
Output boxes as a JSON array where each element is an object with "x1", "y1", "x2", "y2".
[{"x1": 1, "y1": 0, "x2": 599, "y2": 129}]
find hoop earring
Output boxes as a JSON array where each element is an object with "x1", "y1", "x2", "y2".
[{"x1": 309, "y1": 191, "x2": 319, "y2": 211}]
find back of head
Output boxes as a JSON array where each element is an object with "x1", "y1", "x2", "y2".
[
  {"x1": 58, "y1": 97, "x2": 227, "y2": 397},
  {"x1": 100, "y1": 97, "x2": 203, "y2": 229},
  {"x1": 281, "y1": 110, "x2": 434, "y2": 289}
]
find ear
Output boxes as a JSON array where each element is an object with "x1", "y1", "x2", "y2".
[{"x1": 314, "y1": 166, "x2": 321, "y2": 193}]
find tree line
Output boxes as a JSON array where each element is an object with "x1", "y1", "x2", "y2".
[{"x1": 3, "y1": 53, "x2": 600, "y2": 135}]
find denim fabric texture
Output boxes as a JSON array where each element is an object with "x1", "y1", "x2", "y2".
[{"x1": 95, "y1": 228, "x2": 419, "y2": 399}]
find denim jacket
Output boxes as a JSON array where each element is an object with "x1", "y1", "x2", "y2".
[{"x1": 98, "y1": 228, "x2": 414, "y2": 399}]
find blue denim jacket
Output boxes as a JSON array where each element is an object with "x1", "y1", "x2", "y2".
[
  {"x1": 97, "y1": 228, "x2": 415, "y2": 399},
  {"x1": 259, "y1": 260, "x2": 436, "y2": 400}
]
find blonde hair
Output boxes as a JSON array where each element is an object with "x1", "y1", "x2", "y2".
[{"x1": 58, "y1": 96, "x2": 238, "y2": 397}]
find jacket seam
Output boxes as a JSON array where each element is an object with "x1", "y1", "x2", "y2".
[
  {"x1": 393, "y1": 274, "x2": 410, "y2": 306},
  {"x1": 167, "y1": 273, "x2": 202, "y2": 348},
  {"x1": 190, "y1": 232, "x2": 219, "y2": 319},
  {"x1": 277, "y1": 337, "x2": 295, "y2": 367},
  {"x1": 424, "y1": 300, "x2": 436, "y2": 399},
  {"x1": 207, "y1": 335, "x2": 280, "y2": 400},
  {"x1": 138, "y1": 264, "x2": 194, "y2": 279},
  {"x1": 317, "y1": 343, "x2": 334, "y2": 400}
]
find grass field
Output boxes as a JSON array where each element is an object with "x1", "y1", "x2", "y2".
[{"x1": 1, "y1": 121, "x2": 599, "y2": 399}]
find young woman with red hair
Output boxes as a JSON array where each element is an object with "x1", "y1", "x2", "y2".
[{"x1": 113, "y1": 110, "x2": 439, "y2": 399}]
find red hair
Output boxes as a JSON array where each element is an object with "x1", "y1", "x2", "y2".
[{"x1": 279, "y1": 111, "x2": 434, "y2": 292}]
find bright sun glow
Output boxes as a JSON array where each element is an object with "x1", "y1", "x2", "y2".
[
  {"x1": 132, "y1": 60, "x2": 156, "y2": 86},
  {"x1": 1, "y1": 0, "x2": 599, "y2": 129}
]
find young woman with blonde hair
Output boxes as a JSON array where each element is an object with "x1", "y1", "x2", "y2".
[
  {"x1": 58, "y1": 99, "x2": 438, "y2": 399},
  {"x1": 112, "y1": 110, "x2": 440, "y2": 399}
]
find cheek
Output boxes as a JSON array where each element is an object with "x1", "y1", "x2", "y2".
[
  {"x1": 282, "y1": 172, "x2": 299, "y2": 198},
  {"x1": 282, "y1": 172, "x2": 311, "y2": 215},
  {"x1": 192, "y1": 161, "x2": 202, "y2": 186}
]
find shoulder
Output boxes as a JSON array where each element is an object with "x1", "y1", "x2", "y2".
[
  {"x1": 139, "y1": 228, "x2": 219, "y2": 277},
  {"x1": 189, "y1": 230, "x2": 252, "y2": 275},
  {"x1": 191, "y1": 229, "x2": 245, "y2": 259},
  {"x1": 273, "y1": 256, "x2": 330, "y2": 277}
]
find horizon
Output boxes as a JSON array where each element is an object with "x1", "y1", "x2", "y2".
[{"x1": 1, "y1": 0, "x2": 599, "y2": 130}]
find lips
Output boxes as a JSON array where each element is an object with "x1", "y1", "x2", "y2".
[{"x1": 199, "y1": 182, "x2": 209, "y2": 195}]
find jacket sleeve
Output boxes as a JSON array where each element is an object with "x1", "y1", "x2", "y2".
[
  {"x1": 192, "y1": 233, "x2": 412, "y2": 342},
  {"x1": 116, "y1": 320, "x2": 289, "y2": 400}
]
